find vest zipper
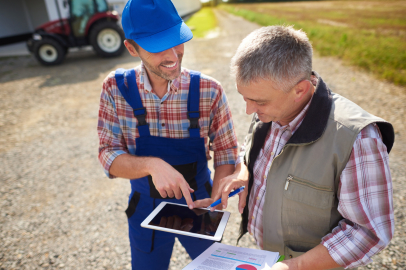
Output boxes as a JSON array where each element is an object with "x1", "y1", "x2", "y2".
[
  {"x1": 284, "y1": 174, "x2": 333, "y2": 192},
  {"x1": 271, "y1": 139, "x2": 324, "y2": 191},
  {"x1": 284, "y1": 175, "x2": 293, "y2": 190}
]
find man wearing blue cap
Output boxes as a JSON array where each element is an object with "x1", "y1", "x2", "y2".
[{"x1": 97, "y1": 0, "x2": 239, "y2": 269}]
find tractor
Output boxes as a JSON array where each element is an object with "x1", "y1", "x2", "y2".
[{"x1": 26, "y1": 0, "x2": 125, "y2": 65}]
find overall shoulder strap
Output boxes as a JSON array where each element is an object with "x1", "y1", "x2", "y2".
[
  {"x1": 115, "y1": 68, "x2": 150, "y2": 137},
  {"x1": 188, "y1": 71, "x2": 201, "y2": 138}
]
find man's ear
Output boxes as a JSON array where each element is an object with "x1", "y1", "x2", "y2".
[
  {"x1": 124, "y1": 40, "x2": 139, "y2": 57},
  {"x1": 294, "y1": 80, "x2": 312, "y2": 102}
]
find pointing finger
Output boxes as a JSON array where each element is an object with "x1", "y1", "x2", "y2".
[{"x1": 180, "y1": 181, "x2": 195, "y2": 209}]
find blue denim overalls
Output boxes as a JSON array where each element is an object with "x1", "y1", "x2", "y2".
[{"x1": 115, "y1": 69, "x2": 214, "y2": 269}]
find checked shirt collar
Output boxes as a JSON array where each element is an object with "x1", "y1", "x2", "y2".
[{"x1": 138, "y1": 62, "x2": 182, "y2": 94}]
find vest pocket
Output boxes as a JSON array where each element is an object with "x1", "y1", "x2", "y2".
[
  {"x1": 284, "y1": 175, "x2": 334, "y2": 209},
  {"x1": 282, "y1": 175, "x2": 335, "y2": 250},
  {"x1": 284, "y1": 245, "x2": 305, "y2": 259}
]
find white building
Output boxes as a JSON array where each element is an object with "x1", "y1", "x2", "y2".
[
  {"x1": 0, "y1": 0, "x2": 201, "y2": 56},
  {"x1": 106, "y1": 0, "x2": 201, "y2": 18}
]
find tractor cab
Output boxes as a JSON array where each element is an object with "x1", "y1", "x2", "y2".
[
  {"x1": 27, "y1": 0, "x2": 125, "y2": 65},
  {"x1": 71, "y1": 0, "x2": 107, "y2": 38}
]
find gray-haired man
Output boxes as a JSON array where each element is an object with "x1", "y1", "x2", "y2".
[{"x1": 208, "y1": 26, "x2": 395, "y2": 269}]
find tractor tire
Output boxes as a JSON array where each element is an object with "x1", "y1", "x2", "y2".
[
  {"x1": 33, "y1": 38, "x2": 66, "y2": 66},
  {"x1": 90, "y1": 21, "x2": 125, "y2": 57}
]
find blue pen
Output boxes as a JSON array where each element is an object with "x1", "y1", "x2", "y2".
[{"x1": 209, "y1": 186, "x2": 245, "y2": 209}]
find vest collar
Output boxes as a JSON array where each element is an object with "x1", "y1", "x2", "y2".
[{"x1": 286, "y1": 71, "x2": 332, "y2": 145}]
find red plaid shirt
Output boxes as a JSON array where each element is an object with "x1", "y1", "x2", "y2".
[
  {"x1": 243, "y1": 82, "x2": 394, "y2": 268},
  {"x1": 98, "y1": 64, "x2": 238, "y2": 178}
]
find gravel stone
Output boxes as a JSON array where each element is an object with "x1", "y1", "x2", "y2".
[{"x1": 0, "y1": 9, "x2": 404, "y2": 270}]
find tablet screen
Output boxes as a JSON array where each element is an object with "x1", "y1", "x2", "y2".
[{"x1": 148, "y1": 203, "x2": 224, "y2": 237}]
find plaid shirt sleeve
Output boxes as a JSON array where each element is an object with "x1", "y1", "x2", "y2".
[
  {"x1": 322, "y1": 123, "x2": 394, "y2": 269},
  {"x1": 207, "y1": 82, "x2": 238, "y2": 168},
  {"x1": 97, "y1": 74, "x2": 129, "y2": 178}
]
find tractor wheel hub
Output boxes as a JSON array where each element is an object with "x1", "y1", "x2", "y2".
[
  {"x1": 97, "y1": 29, "x2": 121, "y2": 53},
  {"x1": 39, "y1": 45, "x2": 58, "y2": 62}
]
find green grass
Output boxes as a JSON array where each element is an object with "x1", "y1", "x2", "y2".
[
  {"x1": 219, "y1": 1, "x2": 406, "y2": 86},
  {"x1": 185, "y1": 7, "x2": 217, "y2": 38}
]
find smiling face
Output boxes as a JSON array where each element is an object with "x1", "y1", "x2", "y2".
[
  {"x1": 237, "y1": 78, "x2": 311, "y2": 125},
  {"x1": 124, "y1": 40, "x2": 184, "y2": 82}
]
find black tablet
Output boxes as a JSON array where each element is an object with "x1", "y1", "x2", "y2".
[{"x1": 141, "y1": 202, "x2": 230, "y2": 241}]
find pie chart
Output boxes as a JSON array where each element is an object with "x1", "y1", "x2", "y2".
[{"x1": 236, "y1": 264, "x2": 257, "y2": 270}]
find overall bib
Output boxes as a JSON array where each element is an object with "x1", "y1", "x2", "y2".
[{"x1": 115, "y1": 69, "x2": 214, "y2": 270}]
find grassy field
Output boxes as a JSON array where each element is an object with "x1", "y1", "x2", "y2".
[
  {"x1": 219, "y1": 1, "x2": 406, "y2": 86},
  {"x1": 186, "y1": 7, "x2": 218, "y2": 38}
]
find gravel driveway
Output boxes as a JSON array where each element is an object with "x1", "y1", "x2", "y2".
[{"x1": 1, "y1": 9, "x2": 405, "y2": 270}]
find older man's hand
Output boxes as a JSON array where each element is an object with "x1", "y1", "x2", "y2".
[
  {"x1": 194, "y1": 163, "x2": 249, "y2": 212},
  {"x1": 268, "y1": 261, "x2": 297, "y2": 270},
  {"x1": 266, "y1": 245, "x2": 341, "y2": 270}
]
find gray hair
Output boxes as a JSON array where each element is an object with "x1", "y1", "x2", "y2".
[{"x1": 231, "y1": 25, "x2": 313, "y2": 92}]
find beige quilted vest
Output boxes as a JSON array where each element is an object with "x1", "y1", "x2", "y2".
[{"x1": 240, "y1": 73, "x2": 394, "y2": 270}]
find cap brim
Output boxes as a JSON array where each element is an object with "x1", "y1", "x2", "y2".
[{"x1": 134, "y1": 22, "x2": 193, "y2": 53}]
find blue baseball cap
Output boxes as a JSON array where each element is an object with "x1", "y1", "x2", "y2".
[{"x1": 121, "y1": 0, "x2": 193, "y2": 53}]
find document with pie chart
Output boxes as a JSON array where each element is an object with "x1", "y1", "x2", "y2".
[{"x1": 183, "y1": 242, "x2": 280, "y2": 270}]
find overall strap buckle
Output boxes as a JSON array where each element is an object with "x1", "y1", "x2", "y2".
[
  {"x1": 188, "y1": 111, "x2": 200, "y2": 130},
  {"x1": 133, "y1": 107, "x2": 148, "y2": 126}
]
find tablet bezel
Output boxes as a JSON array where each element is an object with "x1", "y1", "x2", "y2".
[{"x1": 141, "y1": 201, "x2": 230, "y2": 241}]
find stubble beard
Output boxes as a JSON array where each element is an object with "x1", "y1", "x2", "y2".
[{"x1": 143, "y1": 54, "x2": 183, "y2": 81}]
